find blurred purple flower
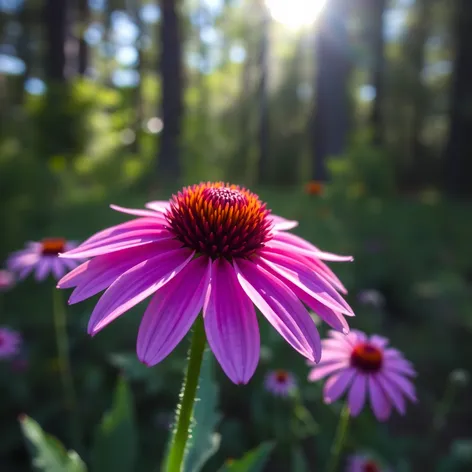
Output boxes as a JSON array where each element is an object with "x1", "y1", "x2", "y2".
[
  {"x1": 347, "y1": 454, "x2": 386, "y2": 472},
  {"x1": 57, "y1": 183, "x2": 355, "y2": 384},
  {"x1": 0, "y1": 269, "x2": 15, "y2": 291},
  {"x1": 265, "y1": 369, "x2": 297, "y2": 397},
  {"x1": 309, "y1": 330, "x2": 417, "y2": 421},
  {"x1": 7, "y1": 239, "x2": 81, "y2": 282},
  {"x1": 0, "y1": 327, "x2": 22, "y2": 360},
  {"x1": 357, "y1": 289, "x2": 385, "y2": 309}
]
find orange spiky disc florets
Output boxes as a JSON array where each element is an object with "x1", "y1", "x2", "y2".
[
  {"x1": 41, "y1": 238, "x2": 66, "y2": 256},
  {"x1": 165, "y1": 182, "x2": 273, "y2": 259},
  {"x1": 351, "y1": 343, "x2": 383, "y2": 373}
]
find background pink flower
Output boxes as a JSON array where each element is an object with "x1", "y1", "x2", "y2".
[
  {"x1": 264, "y1": 369, "x2": 297, "y2": 397},
  {"x1": 8, "y1": 239, "x2": 81, "y2": 282},
  {"x1": 347, "y1": 454, "x2": 387, "y2": 472},
  {"x1": 309, "y1": 330, "x2": 417, "y2": 421},
  {"x1": 0, "y1": 269, "x2": 15, "y2": 291},
  {"x1": 0, "y1": 327, "x2": 22, "y2": 359},
  {"x1": 58, "y1": 182, "x2": 354, "y2": 384}
]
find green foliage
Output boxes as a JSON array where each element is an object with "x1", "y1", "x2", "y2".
[
  {"x1": 91, "y1": 377, "x2": 138, "y2": 472},
  {"x1": 20, "y1": 416, "x2": 87, "y2": 472},
  {"x1": 184, "y1": 351, "x2": 222, "y2": 472},
  {"x1": 218, "y1": 442, "x2": 274, "y2": 472},
  {"x1": 328, "y1": 131, "x2": 396, "y2": 200},
  {"x1": 290, "y1": 447, "x2": 309, "y2": 472}
]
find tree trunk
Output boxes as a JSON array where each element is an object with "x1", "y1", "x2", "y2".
[
  {"x1": 128, "y1": 0, "x2": 143, "y2": 153},
  {"x1": 77, "y1": 0, "x2": 89, "y2": 75},
  {"x1": 443, "y1": 0, "x2": 472, "y2": 198},
  {"x1": 311, "y1": 0, "x2": 352, "y2": 181},
  {"x1": 43, "y1": 0, "x2": 68, "y2": 82},
  {"x1": 257, "y1": 2, "x2": 270, "y2": 185},
  {"x1": 17, "y1": 2, "x2": 32, "y2": 104},
  {"x1": 405, "y1": 0, "x2": 431, "y2": 188},
  {"x1": 369, "y1": 0, "x2": 386, "y2": 145},
  {"x1": 157, "y1": 0, "x2": 183, "y2": 184}
]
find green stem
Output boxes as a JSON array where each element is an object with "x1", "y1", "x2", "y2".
[
  {"x1": 52, "y1": 287, "x2": 81, "y2": 450},
  {"x1": 164, "y1": 315, "x2": 207, "y2": 472},
  {"x1": 325, "y1": 404, "x2": 350, "y2": 472}
]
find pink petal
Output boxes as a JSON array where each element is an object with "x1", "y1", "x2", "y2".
[
  {"x1": 260, "y1": 251, "x2": 354, "y2": 316},
  {"x1": 270, "y1": 214, "x2": 298, "y2": 231},
  {"x1": 19, "y1": 265, "x2": 35, "y2": 280},
  {"x1": 204, "y1": 259, "x2": 260, "y2": 384},
  {"x1": 88, "y1": 248, "x2": 194, "y2": 335},
  {"x1": 137, "y1": 256, "x2": 212, "y2": 366},
  {"x1": 83, "y1": 217, "x2": 166, "y2": 245},
  {"x1": 308, "y1": 361, "x2": 348, "y2": 382},
  {"x1": 328, "y1": 330, "x2": 356, "y2": 347},
  {"x1": 110, "y1": 204, "x2": 168, "y2": 220},
  {"x1": 324, "y1": 368, "x2": 356, "y2": 403},
  {"x1": 370, "y1": 334, "x2": 389, "y2": 348},
  {"x1": 57, "y1": 260, "x2": 91, "y2": 289},
  {"x1": 62, "y1": 258, "x2": 80, "y2": 271},
  {"x1": 321, "y1": 339, "x2": 352, "y2": 353},
  {"x1": 8, "y1": 250, "x2": 40, "y2": 270},
  {"x1": 384, "y1": 358, "x2": 416, "y2": 377},
  {"x1": 318, "y1": 349, "x2": 350, "y2": 363},
  {"x1": 368, "y1": 376, "x2": 392, "y2": 421},
  {"x1": 35, "y1": 259, "x2": 51, "y2": 281},
  {"x1": 145, "y1": 200, "x2": 171, "y2": 213},
  {"x1": 68, "y1": 241, "x2": 182, "y2": 304},
  {"x1": 271, "y1": 232, "x2": 354, "y2": 262},
  {"x1": 51, "y1": 258, "x2": 66, "y2": 280},
  {"x1": 382, "y1": 371, "x2": 417, "y2": 402},
  {"x1": 351, "y1": 330, "x2": 368, "y2": 343},
  {"x1": 262, "y1": 246, "x2": 348, "y2": 294},
  {"x1": 234, "y1": 259, "x2": 320, "y2": 363},
  {"x1": 293, "y1": 286, "x2": 350, "y2": 334},
  {"x1": 378, "y1": 374, "x2": 406, "y2": 414},
  {"x1": 384, "y1": 348, "x2": 405, "y2": 359},
  {"x1": 309, "y1": 257, "x2": 349, "y2": 294},
  {"x1": 60, "y1": 229, "x2": 174, "y2": 259},
  {"x1": 348, "y1": 374, "x2": 367, "y2": 416}
]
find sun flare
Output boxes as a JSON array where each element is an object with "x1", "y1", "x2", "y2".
[{"x1": 265, "y1": 0, "x2": 327, "y2": 30}]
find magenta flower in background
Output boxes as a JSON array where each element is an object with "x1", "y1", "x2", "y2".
[
  {"x1": 265, "y1": 369, "x2": 297, "y2": 397},
  {"x1": 0, "y1": 269, "x2": 15, "y2": 291},
  {"x1": 8, "y1": 239, "x2": 81, "y2": 282},
  {"x1": 58, "y1": 182, "x2": 354, "y2": 384},
  {"x1": 309, "y1": 330, "x2": 417, "y2": 421},
  {"x1": 347, "y1": 454, "x2": 386, "y2": 472},
  {"x1": 0, "y1": 327, "x2": 22, "y2": 359}
]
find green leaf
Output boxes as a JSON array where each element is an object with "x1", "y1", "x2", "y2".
[
  {"x1": 183, "y1": 350, "x2": 221, "y2": 472},
  {"x1": 218, "y1": 442, "x2": 275, "y2": 472},
  {"x1": 108, "y1": 353, "x2": 151, "y2": 380},
  {"x1": 108, "y1": 352, "x2": 164, "y2": 393},
  {"x1": 19, "y1": 416, "x2": 86, "y2": 472},
  {"x1": 91, "y1": 376, "x2": 137, "y2": 472},
  {"x1": 291, "y1": 447, "x2": 309, "y2": 472}
]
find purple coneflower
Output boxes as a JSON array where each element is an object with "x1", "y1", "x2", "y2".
[
  {"x1": 347, "y1": 454, "x2": 385, "y2": 472},
  {"x1": 8, "y1": 239, "x2": 80, "y2": 281},
  {"x1": 58, "y1": 182, "x2": 354, "y2": 384},
  {"x1": 0, "y1": 327, "x2": 22, "y2": 359},
  {"x1": 265, "y1": 369, "x2": 297, "y2": 397},
  {"x1": 0, "y1": 269, "x2": 15, "y2": 291},
  {"x1": 309, "y1": 330, "x2": 417, "y2": 421}
]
